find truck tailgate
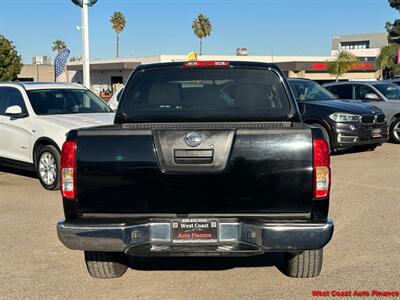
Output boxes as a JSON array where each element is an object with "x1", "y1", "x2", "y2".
[{"x1": 75, "y1": 123, "x2": 313, "y2": 215}]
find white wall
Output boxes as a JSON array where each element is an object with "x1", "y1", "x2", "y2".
[{"x1": 330, "y1": 48, "x2": 381, "y2": 59}]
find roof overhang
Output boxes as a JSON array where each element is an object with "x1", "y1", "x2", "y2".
[{"x1": 67, "y1": 62, "x2": 140, "y2": 71}]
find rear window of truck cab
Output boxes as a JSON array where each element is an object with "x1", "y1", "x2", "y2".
[{"x1": 120, "y1": 67, "x2": 291, "y2": 121}]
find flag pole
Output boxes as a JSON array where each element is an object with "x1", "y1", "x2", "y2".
[{"x1": 82, "y1": 0, "x2": 90, "y2": 89}]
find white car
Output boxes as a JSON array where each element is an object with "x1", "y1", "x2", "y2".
[
  {"x1": 0, "y1": 82, "x2": 115, "y2": 190},
  {"x1": 107, "y1": 87, "x2": 124, "y2": 110}
]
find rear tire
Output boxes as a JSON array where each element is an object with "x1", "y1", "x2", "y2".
[
  {"x1": 282, "y1": 249, "x2": 323, "y2": 278},
  {"x1": 390, "y1": 118, "x2": 400, "y2": 144},
  {"x1": 35, "y1": 145, "x2": 60, "y2": 190},
  {"x1": 84, "y1": 251, "x2": 128, "y2": 279}
]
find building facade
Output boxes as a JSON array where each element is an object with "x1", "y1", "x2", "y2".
[
  {"x1": 331, "y1": 32, "x2": 388, "y2": 61},
  {"x1": 67, "y1": 58, "x2": 140, "y2": 94},
  {"x1": 18, "y1": 32, "x2": 388, "y2": 89},
  {"x1": 17, "y1": 64, "x2": 55, "y2": 82},
  {"x1": 66, "y1": 51, "x2": 383, "y2": 89}
]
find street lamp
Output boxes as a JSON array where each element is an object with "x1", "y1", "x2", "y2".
[
  {"x1": 71, "y1": 0, "x2": 97, "y2": 88},
  {"x1": 71, "y1": 0, "x2": 98, "y2": 7}
]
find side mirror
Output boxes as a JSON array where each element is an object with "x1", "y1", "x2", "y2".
[
  {"x1": 5, "y1": 105, "x2": 27, "y2": 118},
  {"x1": 365, "y1": 93, "x2": 379, "y2": 100}
]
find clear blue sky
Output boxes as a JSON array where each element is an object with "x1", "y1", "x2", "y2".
[{"x1": 0, "y1": 0, "x2": 396, "y2": 63}]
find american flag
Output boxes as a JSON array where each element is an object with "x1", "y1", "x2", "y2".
[{"x1": 54, "y1": 48, "x2": 71, "y2": 82}]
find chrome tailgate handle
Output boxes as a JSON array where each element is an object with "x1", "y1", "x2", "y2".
[{"x1": 174, "y1": 149, "x2": 214, "y2": 164}]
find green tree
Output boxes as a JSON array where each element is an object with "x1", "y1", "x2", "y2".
[
  {"x1": 388, "y1": 0, "x2": 400, "y2": 10},
  {"x1": 51, "y1": 39, "x2": 67, "y2": 52},
  {"x1": 192, "y1": 14, "x2": 212, "y2": 55},
  {"x1": 386, "y1": 20, "x2": 400, "y2": 44},
  {"x1": 110, "y1": 11, "x2": 126, "y2": 58},
  {"x1": 377, "y1": 44, "x2": 400, "y2": 79},
  {"x1": 326, "y1": 51, "x2": 361, "y2": 81},
  {"x1": 0, "y1": 35, "x2": 23, "y2": 81},
  {"x1": 386, "y1": 0, "x2": 400, "y2": 44}
]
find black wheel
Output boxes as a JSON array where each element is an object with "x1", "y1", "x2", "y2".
[
  {"x1": 84, "y1": 251, "x2": 128, "y2": 279},
  {"x1": 282, "y1": 249, "x2": 323, "y2": 278},
  {"x1": 312, "y1": 124, "x2": 331, "y2": 152},
  {"x1": 390, "y1": 118, "x2": 400, "y2": 144},
  {"x1": 35, "y1": 145, "x2": 60, "y2": 190}
]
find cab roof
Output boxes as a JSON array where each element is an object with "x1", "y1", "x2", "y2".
[{"x1": 135, "y1": 61, "x2": 282, "y2": 72}]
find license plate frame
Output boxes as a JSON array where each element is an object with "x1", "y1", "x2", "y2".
[
  {"x1": 171, "y1": 218, "x2": 218, "y2": 244},
  {"x1": 372, "y1": 128, "x2": 382, "y2": 138}
]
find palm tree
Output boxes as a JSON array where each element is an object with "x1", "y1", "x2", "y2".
[
  {"x1": 110, "y1": 11, "x2": 126, "y2": 58},
  {"x1": 192, "y1": 14, "x2": 212, "y2": 55},
  {"x1": 326, "y1": 51, "x2": 361, "y2": 81},
  {"x1": 51, "y1": 40, "x2": 67, "y2": 52}
]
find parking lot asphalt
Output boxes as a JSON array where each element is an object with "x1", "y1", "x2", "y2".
[{"x1": 0, "y1": 143, "x2": 399, "y2": 300}]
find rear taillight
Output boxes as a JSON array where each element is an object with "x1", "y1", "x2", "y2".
[
  {"x1": 313, "y1": 139, "x2": 330, "y2": 199},
  {"x1": 183, "y1": 61, "x2": 230, "y2": 67},
  {"x1": 60, "y1": 140, "x2": 76, "y2": 200}
]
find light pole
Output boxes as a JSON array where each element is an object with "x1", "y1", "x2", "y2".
[
  {"x1": 71, "y1": 0, "x2": 97, "y2": 89},
  {"x1": 81, "y1": 0, "x2": 90, "y2": 88}
]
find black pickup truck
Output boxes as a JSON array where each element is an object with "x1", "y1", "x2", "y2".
[{"x1": 57, "y1": 61, "x2": 334, "y2": 279}]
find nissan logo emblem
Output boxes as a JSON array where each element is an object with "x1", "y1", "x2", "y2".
[{"x1": 184, "y1": 132, "x2": 203, "y2": 147}]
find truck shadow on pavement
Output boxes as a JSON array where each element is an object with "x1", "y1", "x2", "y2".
[
  {"x1": 128, "y1": 253, "x2": 284, "y2": 271},
  {"x1": 0, "y1": 166, "x2": 37, "y2": 179},
  {"x1": 332, "y1": 147, "x2": 379, "y2": 156}
]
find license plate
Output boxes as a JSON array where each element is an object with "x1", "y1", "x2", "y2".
[
  {"x1": 171, "y1": 218, "x2": 218, "y2": 243},
  {"x1": 372, "y1": 129, "x2": 382, "y2": 138}
]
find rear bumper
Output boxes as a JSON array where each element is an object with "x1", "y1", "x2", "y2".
[{"x1": 57, "y1": 218, "x2": 334, "y2": 256}]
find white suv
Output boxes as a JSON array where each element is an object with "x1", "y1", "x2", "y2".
[{"x1": 0, "y1": 82, "x2": 115, "y2": 190}]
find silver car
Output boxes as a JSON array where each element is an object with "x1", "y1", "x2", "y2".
[
  {"x1": 323, "y1": 81, "x2": 400, "y2": 144},
  {"x1": 386, "y1": 78, "x2": 400, "y2": 86}
]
